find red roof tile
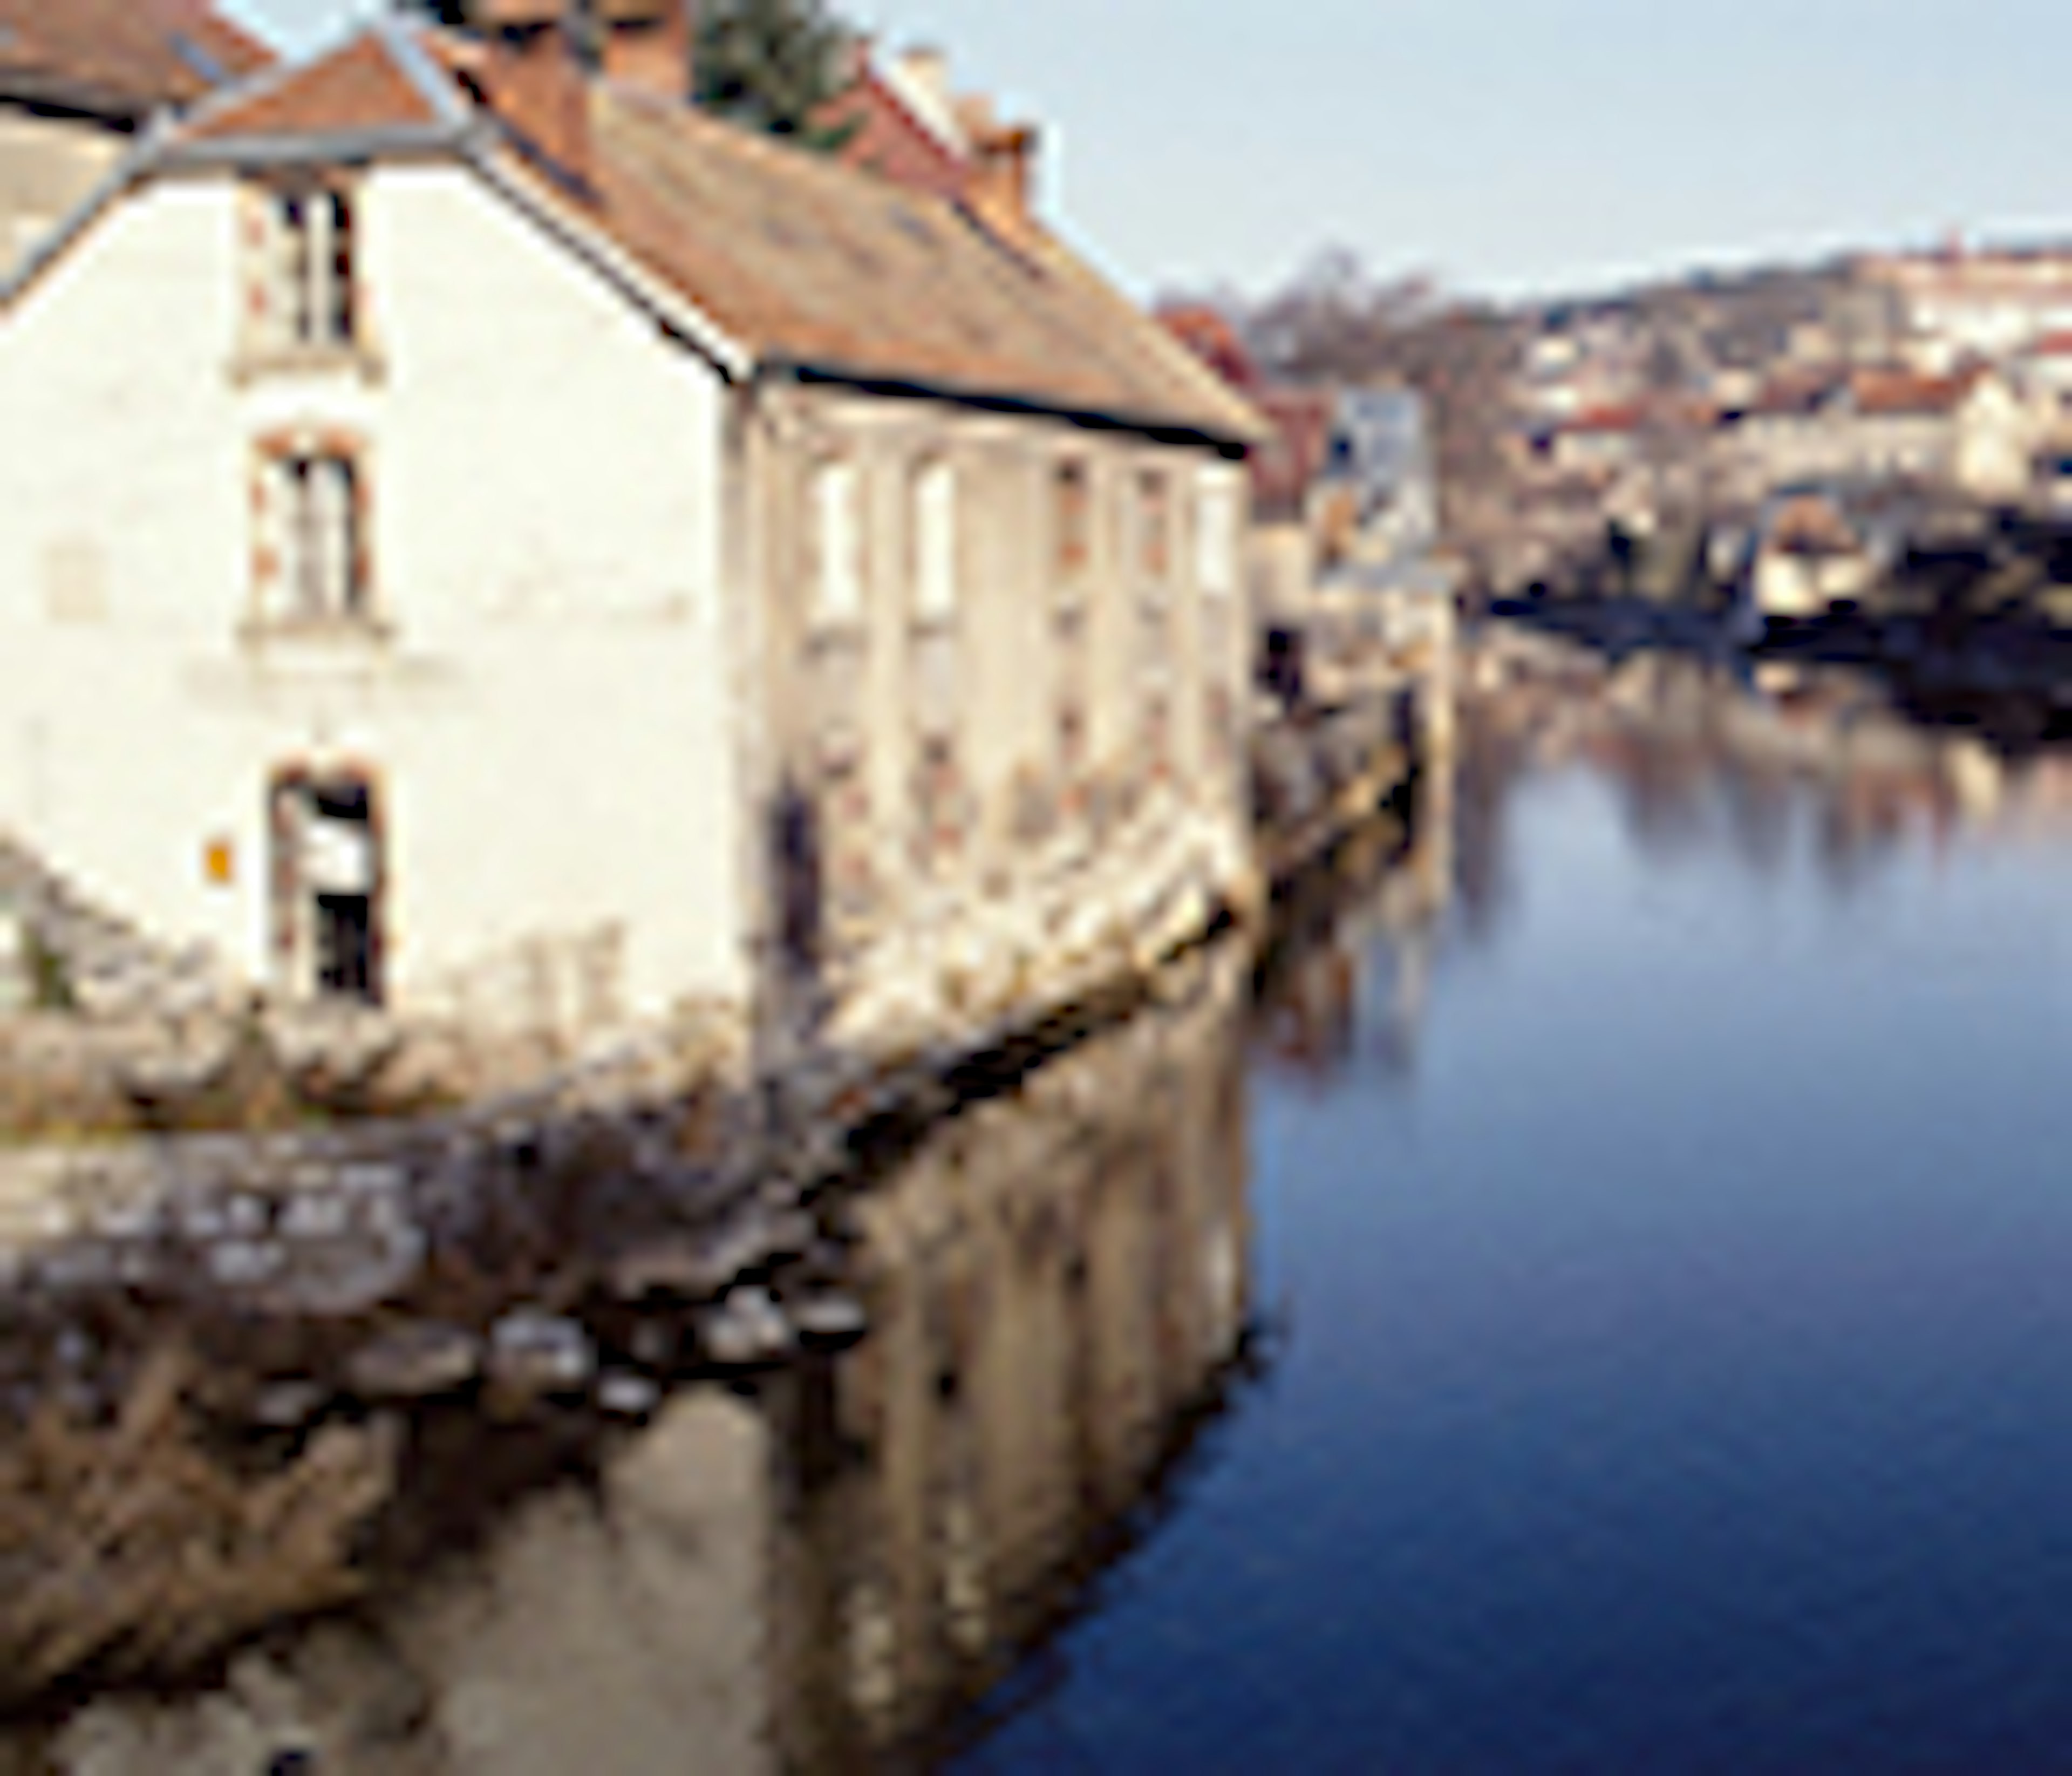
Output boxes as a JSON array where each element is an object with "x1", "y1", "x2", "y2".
[
  {"x1": 820, "y1": 64, "x2": 972, "y2": 203},
  {"x1": 1562, "y1": 402, "x2": 1645, "y2": 436},
  {"x1": 1157, "y1": 305, "x2": 1263, "y2": 393},
  {"x1": 585, "y1": 82, "x2": 1257, "y2": 436},
  {"x1": 0, "y1": 0, "x2": 270, "y2": 117},
  {"x1": 1849, "y1": 366, "x2": 1978, "y2": 417},
  {"x1": 1248, "y1": 386, "x2": 1334, "y2": 518},
  {"x1": 181, "y1": 31, "x2": 443, "y2": 143}
]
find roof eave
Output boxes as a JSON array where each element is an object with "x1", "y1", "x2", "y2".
[
  {"x1": 767, "y1": 357, "x2": 1257, "y2": 453},
  {"x1": 0, "y1": 70, "x2": 159, "y2": 122},
  {"x1": 158, "y1": 120, "x2": 478, "y2": 169}
]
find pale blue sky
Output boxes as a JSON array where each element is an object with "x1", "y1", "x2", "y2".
[{"x1": 224, "y1": 0, "x2": 2072, "y2": 304}]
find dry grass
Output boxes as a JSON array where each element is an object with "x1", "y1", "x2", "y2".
[{"x1": 0, "y1": 1345, "x2": 396, "y2": 1702}]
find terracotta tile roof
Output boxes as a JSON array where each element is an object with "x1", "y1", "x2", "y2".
[
  {"x1": 1849, "y1": 366, "x2": 1978, "y2": 418},
  {"x1": 1746, "y1": 369, "x2": 1844, "y2": 418},
  {"x1": 580, "y1": 80, "x2": 1259, "y2": 438},
  {"x1": 1560, "y1": 402, "x2": 1645, "y2": 436},
  {"x1": 0, "y1": 0, "x2": 270, "y2": 119},
  {"x1": 180, "y1": 31, "x2": 445, "y2": 144},
  {"x1": 154, "y1": 0, "x2": 274, "y2": 80},
  {"x1": 1157, "y1": 304, "x2": 1263, "y2": 393},
  {"x1": 1248, "y1": 386, "x2": 1334, "y2": 518}
]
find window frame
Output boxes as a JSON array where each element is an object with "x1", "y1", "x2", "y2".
[
  {"x1": 248, "y1": 432, "x2": 380, "y2": 637},
  {"x1": 1052, "y1": 457, "x2": 1093, "y2": 589},
  {"x1": 235, "y1": 175, "x2": 376, "y2": 378},
  {"x1": 807, "y1": 455, "x2": 867, "y2": 632},
  {"x1": 1136, "y1": 466, "x2": 1173, "y2": 584},
  {"x1": 909, "y1": 454, "x2": 960, "y2": 628},
  {"x1": 1195, "y1": 464, "x2": 1242, "y2": 599}
]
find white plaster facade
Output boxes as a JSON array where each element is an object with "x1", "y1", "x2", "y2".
[{"x1": 2, "y1": 161, "x2": 748, "y2": 1036}]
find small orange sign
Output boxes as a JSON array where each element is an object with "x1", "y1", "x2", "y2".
[{"x1": 203, "y1": 837, "x2": 235, "y2": 886}]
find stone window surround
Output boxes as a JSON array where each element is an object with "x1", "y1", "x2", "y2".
[
  {"x1": 1195, "y1": 464, "x2": 1242, "y2": 600},
  {"x1": 805, "y1": 453, "x2": 867, "y2": 635},
  {"x1": 243, "y1": 426, "x2": 387, "y2": 643},
  {"x1": 231, "y1": 173, "x2": 385, "y2": 385},
  {"x1": 1134, "y1": 463, "x2": 1175, "y2": 589},
  {"x1": 1052, "y1": 454, "x2": 1094, "y2": 595},
  {"x1": 906, "y1": 452, "x2": 960, "y2": 631}
]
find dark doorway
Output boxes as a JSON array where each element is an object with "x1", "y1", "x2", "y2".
[{"x1": 270, "y1": 769, "x2": 384, "y2": 1006}]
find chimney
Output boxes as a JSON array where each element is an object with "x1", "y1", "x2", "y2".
[
  {"x1": 600, "y1": 0, "x2": 695, "y2": 103},
  {"x1": 967, "y1": 117, "x2": 1039, "y2": 227},
  {"x1": 474, "y1": 2, "x2": 592, "y2": 185},
  {"x1": 888, "y1": 45, "x2": 965, "y2": 151}
]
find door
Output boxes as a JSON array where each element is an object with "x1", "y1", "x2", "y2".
[{"x1": 270, "y1": 770, "x2": 384, "y2": 1006}]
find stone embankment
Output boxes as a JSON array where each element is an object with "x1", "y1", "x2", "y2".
[
  {"x1": 0, "y1": 802, "x2": 1263, "y2": 1443},
  {"x1": 0, "y1": 661, "x2": 1447, "y2": 1450},
  {"x1": 0, "y1": 835, "x2": 584, "y2": 1141}
]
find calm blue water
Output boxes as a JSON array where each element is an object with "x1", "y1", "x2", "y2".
[{"x1": 962, "y1": 747, "x2": 2072, "y2": 1773}]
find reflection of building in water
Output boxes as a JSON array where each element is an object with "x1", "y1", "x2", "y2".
[
  {"x1": 10, "y1": 946, "x2": 1257, "y2": 1775},
  {"x1": 772, "y1": 938, "x2": 1254, "y2": 1770},
  {"x1": 1256, "y1": 740, "x2": 1457, "y2": 1083}
]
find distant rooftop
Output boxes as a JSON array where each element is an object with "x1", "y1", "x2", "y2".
[{"x1": 0, "y1": 0, "x2": 272, "y2": 120}]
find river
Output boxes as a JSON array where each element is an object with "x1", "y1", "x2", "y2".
[{"x1": 5, "y1": 649, "x2": 2072, "y2": 1771}]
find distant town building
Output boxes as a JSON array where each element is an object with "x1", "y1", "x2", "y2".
[
  {"x1": 1156, "y1": 304, "x2": 1448, "y2": 706},
  {"x1": 1855, "y1": 239, "x2": 2072, "y2": 368},
  {"x1": 1716, "y1": 363, "x2": 2035, "y2": 503}
]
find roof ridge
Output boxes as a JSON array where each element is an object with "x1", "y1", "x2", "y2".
[
  {"x1": 380, "y1": 17, "x2": 475, "y2": 135},
  {"x1": 156, "y1": 18, "x2": 336, "y2": 140}
]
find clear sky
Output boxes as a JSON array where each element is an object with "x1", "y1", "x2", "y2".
[{"x1": 224, "y1": 0, "x2": 2072, "y2": 306}]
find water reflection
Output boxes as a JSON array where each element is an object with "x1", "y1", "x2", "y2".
[
  {"x1": 773, "y1": 941, "x2": 1255, "y2": 1770},
  {"x1": 967, "y1": 643, "x2": 2072, "y2": 1772},
  {"x1": 1255, "y1": 770, "x2": 1453, "y2": 1087},
  {"x1": 0, "y1": 943, "x2": 1259, "y2": 1774},
  {"x1": 1466, "y1": 643, "x2": 2072, "y2": 904},
  {"x1": 11, "y1": 640, "x2": 2072, "y2": 1772}
]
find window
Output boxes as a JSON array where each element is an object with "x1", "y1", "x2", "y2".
[
  {"x1": 1137, "y1": 469, "x2": 1171, "y2": 580},
  {"x1": 1196, "y1": 468, "x2": 1240, "y2": 597},
  {"x1": 911, "y1": 458, "x2": 958, "y2": 623},
  {"x1": 257, "y1": 450, "x2": 367, "y2": 624},
  {"x1": 1053, "y1": 459, "x2": 1091, "y2": 581},
  {"x1": 811, "y1": 459, "x2": 864, "y2": 627},
  {"x1": 256, "y1": 185, "x2": 356, "y2": 352}
]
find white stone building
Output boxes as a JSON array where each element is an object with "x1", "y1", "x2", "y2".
[{"x1": 0, "y1": 18, "x2": 1260, "y2": 1062}]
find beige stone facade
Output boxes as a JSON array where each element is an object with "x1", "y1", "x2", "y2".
[{"x1": 747, "y1": 383, "x2": 1250, "y2": 990}]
